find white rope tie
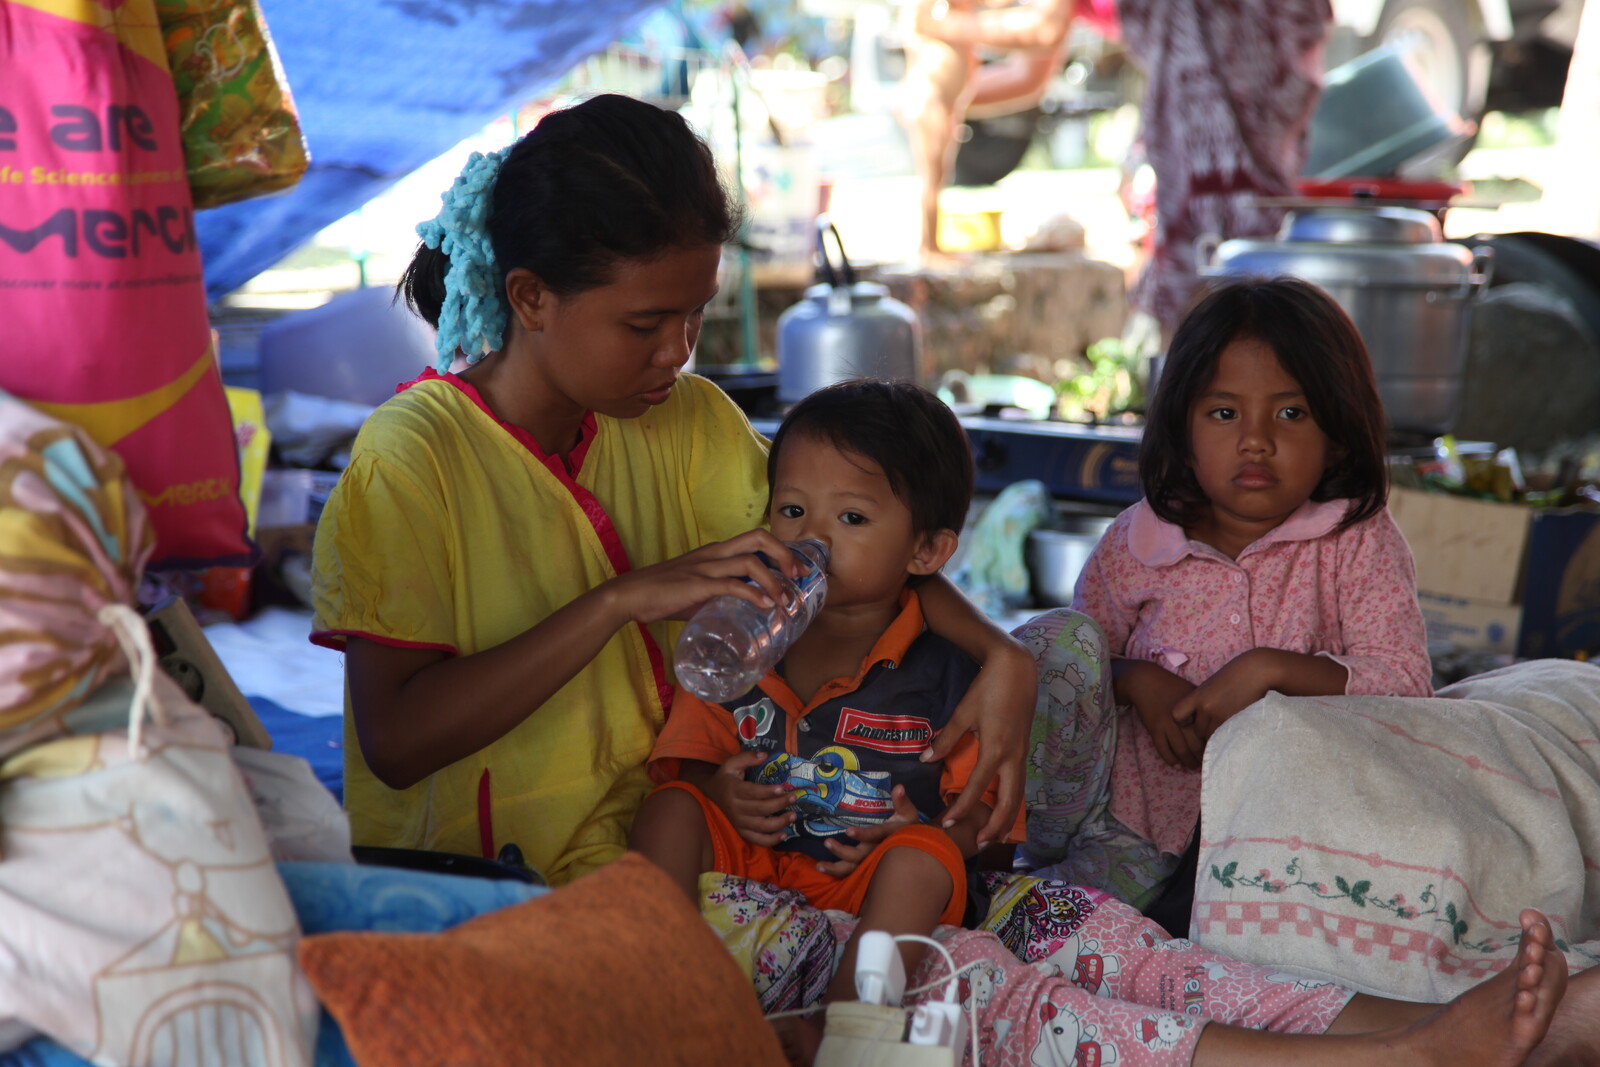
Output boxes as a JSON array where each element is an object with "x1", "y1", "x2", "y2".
[{"x1": 97, "y1": 604, "x2": 164, "y2": 757}]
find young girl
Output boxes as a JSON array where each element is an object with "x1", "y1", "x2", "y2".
[
  {"x1": 1019, "y1": 278, "x2": 1433, "y2": 908},
  {"x1": 308, "y1": 94, "x2": 1033, "y2": 887}
]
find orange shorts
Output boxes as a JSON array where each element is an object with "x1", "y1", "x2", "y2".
[{"x1": 653, "y1": 780, "x2": 967, "y2": 927}]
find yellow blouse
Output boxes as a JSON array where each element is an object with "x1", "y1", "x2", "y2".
[{"x1": 311, "y1": 371, "x2": 769, "y2": 884}]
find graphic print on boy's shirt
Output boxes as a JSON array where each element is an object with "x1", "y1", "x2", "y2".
[{"x1": 719, "y1": 625, "x2": 979, "y2": 862}]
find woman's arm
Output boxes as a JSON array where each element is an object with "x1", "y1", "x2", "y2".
[
  {"x1": 916, "y1": 573, "x2": 1035, "y2": 848},
  {"x1": 917, "y1": 0, "x2": 1078, "y2": 53},
  {"x1": 965, "y1": 47, "x2": 1068, "y2": 118},
  {"x1": 347, "y1": 530, "x2": 803, "y2": 789}
]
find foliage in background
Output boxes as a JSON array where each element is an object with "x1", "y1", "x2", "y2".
[{"x1": 1055, "y1": 336, "x2": 1144, "y2": 422}]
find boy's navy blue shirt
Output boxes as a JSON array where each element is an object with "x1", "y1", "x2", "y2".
[{"x1": 651, "y1": 589, "x2": 983, "y2": 864}]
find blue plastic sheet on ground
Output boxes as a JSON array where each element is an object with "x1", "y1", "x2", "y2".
[{"x1": 250, "y1": 694, "x2": 345, "y2": 802}]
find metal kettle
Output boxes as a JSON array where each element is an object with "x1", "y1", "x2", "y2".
[{"x1": 776, "y1": 218, "x2": 922, "y2": 404}]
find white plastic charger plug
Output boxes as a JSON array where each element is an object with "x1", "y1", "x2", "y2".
[
  {"x1": 907, "y1": 1001, "x2": 966, "y2": 1052},
  {"x1": 854, "y1": 930, "x2": 907, "y2": 1006}
]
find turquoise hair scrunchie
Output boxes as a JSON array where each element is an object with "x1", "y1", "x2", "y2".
[{"x1": 416, "y1": 146, "x2": 512, "y2": 371}]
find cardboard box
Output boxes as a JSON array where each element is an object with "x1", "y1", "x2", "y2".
[
  {"x1": 1389, "y1": 487, "x2": 1600, "y2": 659},
  {"x1": 1388, "y1": 487, "x2": 1531, "y2": 605},
  {"x1": 1416, "y1": 592, "x2": 1523, "y2": 655}
]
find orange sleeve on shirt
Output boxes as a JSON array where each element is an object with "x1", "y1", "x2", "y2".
[{"x1": 648, "y1": 690, "x2": 742, "y2": 783}]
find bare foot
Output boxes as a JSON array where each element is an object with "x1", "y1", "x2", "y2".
[
  {"x1": 771, "y1": 1013, "x2": 824, "y2": 1067},
  {"x1": 1526, "y1": 958, "x2": 1600, "y2": 1067},
  {"x1": 1196, "y1": 914, "x2": 1575, "y2": 1067},
  {"x1": 1401, "y1": 909, "x2": 1569, "y2": 1066}
]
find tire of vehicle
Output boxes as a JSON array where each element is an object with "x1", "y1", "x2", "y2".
[
  {"x1": 952, "y1": 107, "x2": 1043, "y2": 187},
  {"x1": 1476, "y1": 231, "x2": 1600, "y2": 348},
  {"x1": 1374, "y1": 0, "x2": 1490, "y2": 124},
  {"x1": 1452, "y1": 232, "x2": 1600, "y2": 453}
]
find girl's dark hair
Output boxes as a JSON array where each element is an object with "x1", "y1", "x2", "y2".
[
  {"x1": 399, "y1": 94, "x2": 740, "y2": 326},
  {"x1": 1140, "y1": 277, "x2": 1389, "y2": 530},
  {"x1": 768, "y1": 379, "x2": 974, "y2": 544}
]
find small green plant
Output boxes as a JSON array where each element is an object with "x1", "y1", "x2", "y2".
[{"x1": 1056, "y1": 337, "x2": 1144, "y2": 422}]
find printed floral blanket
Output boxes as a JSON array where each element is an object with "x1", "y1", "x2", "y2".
[
  {"x1": 1193, "y1": 658, "x2": 1600, "y2": 1001},
  {"x1": 698, "y1": 870, "x2": 1106, "y2": 1014}
]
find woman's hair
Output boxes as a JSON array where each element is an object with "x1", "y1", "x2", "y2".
[
  {"x1": 399, "y1": 93, "x2": 739, "y2": 335},
  {"x1": 1140, "y1": 277, "x2": 1389, "y2": 530},
  {"x1": 768, "y1": 379, "x2": 974, "y2": 541}
]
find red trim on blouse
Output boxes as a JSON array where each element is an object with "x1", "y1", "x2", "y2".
[
  {"x1": 401, "y1": 368, "x2": 599, "y2": 477},
  {"x1": 477, "y1": 769, "x2": 495, "y2": 860},
  {"x1": 399, "y1": 370, "x2": 676, "y2": 719},
  {"x1": 310, "y1": 629, "x2": 458, "y2": 655}
]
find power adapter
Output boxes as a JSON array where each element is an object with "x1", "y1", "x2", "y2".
[
  {"x1": 854, "y1": 930, "x2": 907, "y2": 1006},
  {"x1": 908, "y1": 1001, "x2": 966, "y2": 1053}
]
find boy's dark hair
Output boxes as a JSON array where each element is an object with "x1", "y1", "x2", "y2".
[
  {"x1": 768, "y1": 379, "x2": 974, "y2": 539},
  {"x1": 1140, "y1": 277, "x2": 1389, "y2": 531},
  {"x1": 399, "y1": 93, "x2": 740, "y2": 325}
]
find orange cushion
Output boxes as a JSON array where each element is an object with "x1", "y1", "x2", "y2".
[{"x1": 297, "y1": 853, "x2": 786, "y2": 1065}]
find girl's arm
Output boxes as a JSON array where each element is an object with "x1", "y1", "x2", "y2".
[
  {"x1": 1323, "y1": 509, "x2": 1434, "y2": 696},
  {"x1": 916, "y1": 573, "x2": 1035, "y2": 848},
  {"x1": 1171, "y1": 648, "x2": 1348, "y2": 742},
  {"x1": 1069, "y1": 523, "x2": 1138, "y2": 662},
  {"x1": 1076, "y1": 515, "x2": 1203, "y2": 766},
  {"x1": 1114, "y1": 658, "x2": 1202, "y2": 769},
  {"x1": 1174, "y1": 510, "x2": 1434, "y2": 741},
  {"x1": 347, "y1": 530, "x2": 803, "y2": 789}
]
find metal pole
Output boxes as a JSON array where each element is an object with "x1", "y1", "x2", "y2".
[{"x1": 728, "y1": 47, "x2": 760, "y2": 368}]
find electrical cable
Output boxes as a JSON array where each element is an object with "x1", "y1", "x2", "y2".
[
  {"x1": 762, "y1": 938, "x2": 987, "y2": 1065},
  {"x1": 894, "y1": 934, "x2": 980, "y2": 1067}
]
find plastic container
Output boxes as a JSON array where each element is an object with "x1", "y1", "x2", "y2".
[
  {"x1": 257, "y1": 286, "x2": 438, "y2": 406},
  {"x1": 1304, "y1": 44, "x2": 1471, "y2": 179},
  {"x1": 673, "y1": 539, "x2": 830, "y2": 703}
]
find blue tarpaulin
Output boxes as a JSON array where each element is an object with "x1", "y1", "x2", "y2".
[{"x1": 196, "y1": 0, "x2": 666, "y2": 299}]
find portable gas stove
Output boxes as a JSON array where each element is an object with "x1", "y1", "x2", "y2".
[
  {"x1": 962, "y1": 416, "x2": 1142, "y2": 505},
  {"x1": 749, "y1": 412, "x2": 1143, "y2": 507}
]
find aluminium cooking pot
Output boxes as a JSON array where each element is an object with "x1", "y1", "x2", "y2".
[
  {"x1": 1026, "y1": 513, "x2": 1116, "y2": 607},
  {"x1": 777, "y1": 218, "x2": 922, "y2": 404},
  {"x1": 1199, "y1": 206, "x2": 1493, "y2": 437}
]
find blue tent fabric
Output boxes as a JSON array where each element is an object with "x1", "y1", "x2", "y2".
[{"x1": 197, "y1": 0, "x2": 666, "y2": 298}]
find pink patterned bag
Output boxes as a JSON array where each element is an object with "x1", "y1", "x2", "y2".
[{"x1": 0, "y1": 0, "x2": 250, "y2": 567}]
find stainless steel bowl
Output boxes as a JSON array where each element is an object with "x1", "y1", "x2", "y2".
[{"x1": 1026, "y1": 514, "x2": 1114, "y2": 607}]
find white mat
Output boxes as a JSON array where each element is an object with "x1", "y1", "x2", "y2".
[{"x1": 204, "y1": 607, "x2": 345, "y2": 718}]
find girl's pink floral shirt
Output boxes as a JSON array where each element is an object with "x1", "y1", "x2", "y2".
[{"x1": 1073, "y1": 497, "x2": 1433, "y2": 856}]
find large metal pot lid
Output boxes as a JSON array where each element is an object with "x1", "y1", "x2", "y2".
[
  {"x1": 1204, "y1": 203, "x2": 1477, "y2": 287},
  {"x1": 1280, "y1": 205, "x2": 1441, "y2": 245},
  {"x1": 1205, "y1": 242, "x2": 1474, "y2": 286}
]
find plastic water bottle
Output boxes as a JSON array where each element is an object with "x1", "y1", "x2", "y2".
[{"x1": 673, "y1": 538, "x2": 830, "y2": 703}]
